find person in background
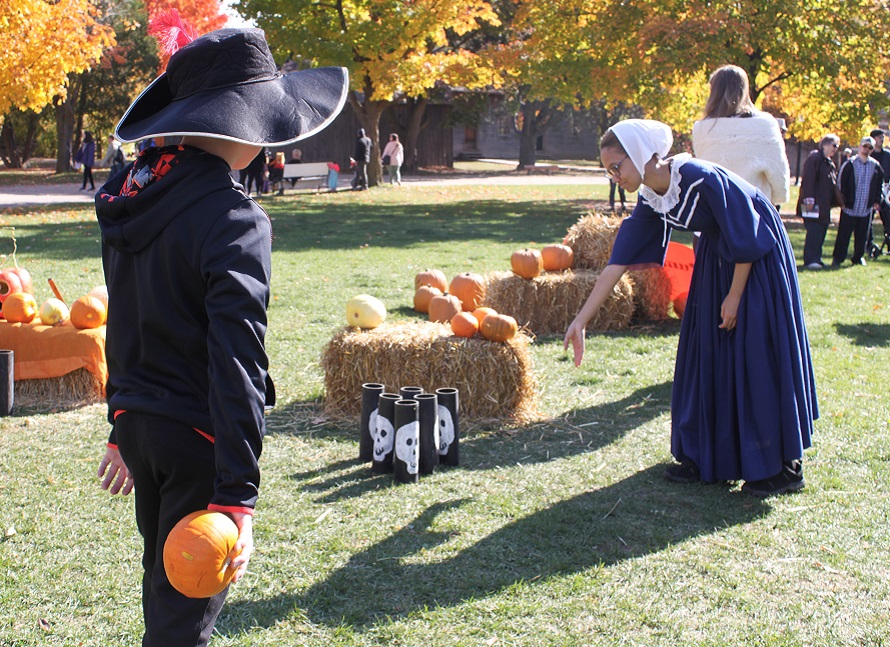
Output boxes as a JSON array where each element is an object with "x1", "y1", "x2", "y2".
[
  {"x1": 95, "y1": 23, "x2": 348, "y2": 647},
  {"x1": 381, "y1": 133, "x2": 404, "y2": 185},
  {"x1": 353, "y1": 128, "x2": 372, "y2": 190},
  {"x1": 608, "y1": 177, "x2": 627, "y2": 212},
  {"x1": 832, "y1": 136, "x2": 883, "y2": 266},
  {"x1": 692, "y1": 65, "x2": 790, "y2": 207},
  {"x1": 565, "y1": 119, "x2": 816, "y2": 498},
  {"x1": 288, "y1": 148, "x2": 303, "y2": 188},
  {"x1": 796, "y1": 134, "x2": 842, "y2": 269},
  {"x1": 869, "y1": 128, "x2": 890, "y2": 243},
  {"x1": 77, "y1": 131, "x2": 97, "y2": 191},
  {"x1": 243, "y1": 148, "x2": 267, "y2": 196},
  {"x1": 100, "y1": 135, "x2": 127, "y2": 178},
  {"x1": 269, "y1": 151, "x2": 286, "y2": 195}
]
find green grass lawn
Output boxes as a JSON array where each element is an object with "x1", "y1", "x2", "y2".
[{"x1": 1, "y1": 180, "x2": 888, "y2": 646}]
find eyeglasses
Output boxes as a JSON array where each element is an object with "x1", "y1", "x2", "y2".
[
  {"x1": 863, "y1": 144, "x2": 874, "y2": 150},
  {"x1": 605, "y1": 154, "x2": 630, "y2": 181}
]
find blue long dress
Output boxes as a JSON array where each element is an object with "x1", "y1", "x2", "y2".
[{"x1": 609, "y1": 154, "x2": 818, "y2": 482}]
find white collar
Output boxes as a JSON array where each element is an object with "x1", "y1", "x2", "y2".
[{"x1": 639, "y1": 153, "x2": 693, "y2": 215}]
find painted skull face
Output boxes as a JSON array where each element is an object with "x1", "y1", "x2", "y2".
[
  {"x1": 372, "y1": 413, "x2": 394, "y2": 461},
  {"x1": 395, "y1": 421, "x2": 419, "y2": 474},
  {"x1": 437, "y1": 404, "x2": 454, "y2": 455}
]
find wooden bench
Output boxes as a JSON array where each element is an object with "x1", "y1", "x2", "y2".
[{"x1": 283, "y1": 162, "x2": 334, "y2": 191}]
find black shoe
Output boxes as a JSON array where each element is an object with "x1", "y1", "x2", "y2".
[
  {"x1": 741, "y1": 461, "x2": 805, "y2": 498},
  {"x1": 663, "y1": 460, "x2": 700, "y2": 483},
  {"x1": 854, "y1": 258, "x2": 867, "y2": 266}
]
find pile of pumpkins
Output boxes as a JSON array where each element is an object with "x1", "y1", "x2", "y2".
[
  {"x1": 413, "y1": 269, "x2": 518, "y2": 343},
  {"x1": 0, "y1": 266, "x2": 107, "y2": 329}
]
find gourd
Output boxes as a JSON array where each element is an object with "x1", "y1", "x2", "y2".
[
  {"x1": 511, "y1": 248, "x2": 543, "y2": 279},
  {"x1": 449, "y1": 273, "x2": 486, "y2": 311},
  {"x1": 450, "y1": 311, "x2": 479, "y2": 338},
  {"x1": 414, "y1": 269, "x2": 448, "y2": 293},
  {"x1": 163, "y1": 510, "x2": 239, "y2": 599},
  {"x1": 479, "y1": 313, "x2": 518, "y2": 342},
  {"x1": 413, "y1": 285, "x2": 442, "y2": 313},
  {"x1": 1, "y1": 292, "x2": 38, "y2": 323},
  {"x1": 39, "y1": 298, "x2": 70, "y2": 326},
  {"x1": 70, "y1": 295, "x2": 107, "y2": 329},
  {"x1": 541, "y1": 244, "x2": 574, "y2": 271},
  {"x1": 346, "y1": 294, "x2": 386, "y2": 329},
  {"x1": 428, "y1": 294, "x2": 462, "y2": 323}
]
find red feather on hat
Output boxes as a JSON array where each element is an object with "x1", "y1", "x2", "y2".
[{"x1": 148, "y1": 9, "x2": 197, "y2": 57}]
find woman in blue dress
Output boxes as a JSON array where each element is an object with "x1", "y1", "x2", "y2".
[{"x1": 564, "y1": 119, "x2": 818, "y2": 497}]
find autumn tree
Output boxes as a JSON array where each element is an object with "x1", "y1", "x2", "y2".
[
  {"x1": 591, "y1": 0, "x2": 890, "y2": 142},
  {"x1": 0, "y1": 0, "x2": 114, "y2": 168},
  {"x1": 236, "y1": 0, "x2": 499, "y2": 185}
]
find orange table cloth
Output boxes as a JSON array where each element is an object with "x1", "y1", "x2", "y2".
[{"x1": 0, "y1": 321, "x2": 107, "y2": 390}]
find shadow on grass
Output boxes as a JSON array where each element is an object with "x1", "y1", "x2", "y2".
[
  {"x1": 834, "y1": 322, "x2": 890, "y2": 346},
  {"x1": 270, "y1": 380, "x2": 672, "y2": 504},
  {"x1": 220, "y1": 464, "x2": 769, "y2": 634}
]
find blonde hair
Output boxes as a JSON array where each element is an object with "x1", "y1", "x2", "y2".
[
  {"x1": 704, "y1": 65, "x2": 757, "y2": 119},
  {"x1": 275, "y1": 151, "x2": 286, "y2": 164}
]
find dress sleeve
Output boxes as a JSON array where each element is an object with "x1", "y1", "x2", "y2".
[
  {"x1": 608, "y1": 203, "x2": 670, "y2": 269},
  {"x1": 695, "y1": 165, "x2": 778, "y2": 263}
]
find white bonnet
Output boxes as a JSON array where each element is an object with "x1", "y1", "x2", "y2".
[{"x1": 608, "y1": 119, "x2": 673, "y2": 177}]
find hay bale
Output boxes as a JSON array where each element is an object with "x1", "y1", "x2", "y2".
[
  {"x1": 14, "y1": 368, "x2": 104, "y2": 409},
  {"x1": 563, "y1": 211, "x2": 673, "y2": 321},
  {"x1": 628, "y1": 268, "x2": 673, "y2": 321},
  {"x1": 562, "y1": 212, "x2": 622, "y2": 271},
  {"x1": 321, "y1": 321, "x2": 539, "y2": 423},
  {"x1": 483, "y1": 269, "x2": 635, "y2": 334}
]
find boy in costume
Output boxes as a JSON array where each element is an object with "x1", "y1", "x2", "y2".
[{"x1": 95, "y1": 21, "x2": 348, "y2": 646}]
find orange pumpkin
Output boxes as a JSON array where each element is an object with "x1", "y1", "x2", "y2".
[
  {"x1": 414, "y1": 269, "x2": 448, "y2": 293},
  {"x1": 413, "y1": 285, "x2": 442, "y2": 313},
  {"x1": 428, "y1": 293, "x2": 462, "y2": 323},
  {"x1": 2, "y1": 292, "x2": 38, "y2": 323},
  {"x1": 449, "y1": 273, "x2": 486, "y2": 311},
  {"x1": 673, "y1": 293, "x2": 687, "y2": 318},
  {"x1": 451, "y1": 311, "x2": 479, "y2": 337},
  {"x1": 163, "y1": 510, "x2": 239, "y2": 599},
  {"x1": 541, "y1": 244, "x2": 574, "y2": 271},
  {"x1": 0, "y1": 269, "x2": 23, "y2": 304},
  {"x1": 480, "y1": 313, "x2": 518, "y2": 342},
  {"x1": 70, "y1": 295, "x2": 107, "y2": 329},
  {"x1": 472, "y1": 306, "x2": 497, "y2": 326},
  {"x1": 511, "y1": 248, "x2": 543, "y2": 279}
]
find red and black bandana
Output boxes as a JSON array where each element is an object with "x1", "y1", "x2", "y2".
[{"x1": 118, "y1": 145, "x2": 203, "y2": 197}]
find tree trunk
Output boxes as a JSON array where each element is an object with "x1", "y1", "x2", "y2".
[
  {"x1": 53, "y1": 74, "x2": 83, "y2": 173},
  {"x1": 517, "y1": 98, "x2": 552, "y2": 169},
  {"x1": 348, "y1": 91, "x2": 390, "y2": 187},
  {"x1": 0, "y1": 120, "x2": 22, "y2": 168},
  {"x1": 403, "y1": 97, "x2": 428, "y2": 172}
]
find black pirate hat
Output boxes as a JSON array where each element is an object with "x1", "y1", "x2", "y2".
[{"x1": 115, "y1": 28, "x2": 348, "y2": 146}]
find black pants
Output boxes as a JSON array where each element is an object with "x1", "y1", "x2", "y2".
[
  {"x1": 832, "y1": 213, "x2": 870, "y2": 264},
  {"x1": 609, "y1": 179, "x2": 626, "y2": 209},
  {"x1": 81, "y1": 165, "x2": 95, "y2": 190},
  {"x1": 353, "y1": 161, "x2": 368, "y2": 189},
  {"x1": 116, "y1": 412, "x2": 227, "y2": 647},
  {"x1": 802, "y1": 219, "x2": 829, "y2": 265}
]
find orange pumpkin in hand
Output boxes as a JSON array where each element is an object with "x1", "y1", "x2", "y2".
[
  {"x1": 163, "y1": 510, "x2": 239, "y2": 598},
  {"x1": 70, "y1": 295, "x2": 107, "y2": 329}
]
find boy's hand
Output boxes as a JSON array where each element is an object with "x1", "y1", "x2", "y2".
[
  {"x1": 227, "y1": 512, "x2": 254, "y2": 583},
  {"x1": 98, "y1": 446, "x2": 134, "y2": 495}
]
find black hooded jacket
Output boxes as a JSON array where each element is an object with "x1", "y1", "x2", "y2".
[{"x1": 95, "y1": 145, "x2": 271, "y2": 511}]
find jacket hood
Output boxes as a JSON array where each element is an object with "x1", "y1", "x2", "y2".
[{"x1": 95, "y1": 146, "x2": 241, "y2": 254}]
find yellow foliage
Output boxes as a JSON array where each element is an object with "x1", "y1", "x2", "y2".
[{"x1": 0, "y1": 0, "x2": 114, "y2": 114}]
